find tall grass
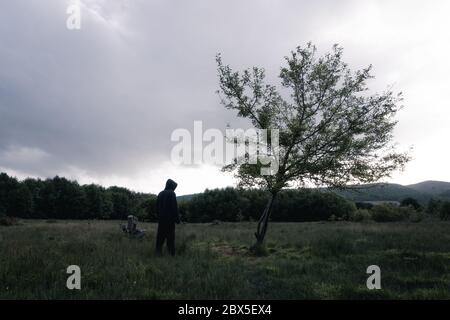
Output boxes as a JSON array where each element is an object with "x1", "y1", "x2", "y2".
[{"x1": 1, "y1": 220, "x2": 449, "y2": 299}]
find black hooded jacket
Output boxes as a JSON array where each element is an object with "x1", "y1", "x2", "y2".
[{"x1": 156, "y1": 179, "x2": 179, "y2": 224}]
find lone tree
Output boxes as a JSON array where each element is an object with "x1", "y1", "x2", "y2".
[{"x1": 216, "y1": 43, "x2": 410, "y2": 246}]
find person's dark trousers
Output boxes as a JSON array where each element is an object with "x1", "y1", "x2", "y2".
[{"x1": 156, "y1": 222, "x2": 175, "y2": 256}]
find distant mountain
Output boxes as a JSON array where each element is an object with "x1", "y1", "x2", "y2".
[
  {"x1": 330, "y1": 183, "x2": 432, "y2": 204},
  {"x1": 407, "y1": 180, "x2": 450, "y2": 198},
  {"x1": 177, "y1": 181, "x2": 450, "y2": 205}
]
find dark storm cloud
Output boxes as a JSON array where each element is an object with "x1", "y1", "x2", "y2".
[
  {"x1": 1, "y1": 0, "x2": 449, "y2": 191},
  {"x1": 0, "y1": 0, "x2": 338, "y2": 179}
]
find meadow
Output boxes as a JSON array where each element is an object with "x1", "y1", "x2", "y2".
[{"x1": 1, "y1": 220, "x2": 450, "y2": 299}]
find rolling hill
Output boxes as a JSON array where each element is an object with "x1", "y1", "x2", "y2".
[
  {"x1": 407, "y1": 180, "x2": 450, "y2": 197},
  {"x1": 178, "y1": 181, "x2": 450, "y2": 205},
  {"x1": 331, "y1": 183, "x2": 432, "y2": 204}
]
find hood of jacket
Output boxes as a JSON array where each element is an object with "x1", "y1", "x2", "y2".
[{"x1": 164, "y1": 179, "x2": 178, "y2": 191}]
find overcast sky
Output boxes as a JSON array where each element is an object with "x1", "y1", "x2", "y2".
[{"x1": 0, "y1": 0, "x2": 449, "y2": 195}]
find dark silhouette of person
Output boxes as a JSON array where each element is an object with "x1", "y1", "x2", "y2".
[{"x1": 155, "y1": 179, "x2": 180, "y2": 256}]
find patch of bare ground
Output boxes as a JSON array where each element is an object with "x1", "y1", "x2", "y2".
[{"x1": 211, "y1": 243, "x2": 252, "y2": 258}]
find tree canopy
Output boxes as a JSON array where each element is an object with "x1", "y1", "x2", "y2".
[
  {"x1": 217, "y1": 43, "x2": 410, "y2": 244},
  {"x1": 217, "y1": 43, "x2": 410, "y2": 193}
]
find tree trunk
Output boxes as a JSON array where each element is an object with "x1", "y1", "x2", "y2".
[{"x1": 254, "y1": 192, "x2": 277, "y2": 245}]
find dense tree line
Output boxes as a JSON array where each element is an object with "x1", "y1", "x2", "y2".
[
  {"x1": 1, "y1": 172, "x2": 357, "y2": 222},
  {"x1": 3, "y1": 172, "x2": 449, "y2": 223},
  {"x1": 180, "y1": 187, "x2": 356, "y2": 222},
  {"x1": 0, "y1": 173, "x2": 156, "y2": 220}
]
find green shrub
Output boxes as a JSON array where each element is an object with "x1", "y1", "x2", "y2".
[
  {"x1": 439, "y1": 202, "x2": 450, "y2": 221},
  {"x1": 400, "y1": 197, "x2": 421, "y2": 210},
  {"x1": 427, "y1": 199, "x2": 442, "y2": 215},
  {"x1": 328, "y1": 214, "x2": 337, "y2": 221},
  {"x1": 399, "y1": 205, "x2": 418, "y2": 218},
  {"x1": 370, "y1": 203, "x2": 409, "y2": 222},
  {"x1": 355, "y1": 202, "x2": 374, "y2": 210},
  {"x1": 348, "y1": 209, "x2": 371, "y2": 222},
  {"x1": 409, "y1": 210, "x2": 425, "y2": 223},
  {"x1": 0, "y1": 214, "x2": 18, "y2": 226}
]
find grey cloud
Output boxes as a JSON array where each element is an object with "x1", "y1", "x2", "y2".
[{"x1": 1, "y1": 0, "x2": 449, "y2": 190}]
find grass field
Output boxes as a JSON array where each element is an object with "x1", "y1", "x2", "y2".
[{"x1": 1, "y1": 220, "x2": 450, "y2": 299}]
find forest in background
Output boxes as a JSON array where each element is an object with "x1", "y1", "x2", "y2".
[{"x1": 1, "y1": 172, "x2": 450, "y2": 223}]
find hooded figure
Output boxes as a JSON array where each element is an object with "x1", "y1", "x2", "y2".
[{"x1": 155, "y1": 179, "x2": 180, "y2": 255}]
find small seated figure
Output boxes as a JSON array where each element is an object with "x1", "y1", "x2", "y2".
[
  {"x1": 127, "y1": 215, "x2": 137, "y2": 233},
  {"x1": 120, "y1": 215, "x2": 145, "y2": 238}
]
